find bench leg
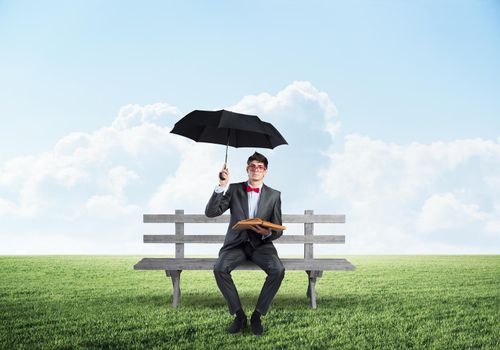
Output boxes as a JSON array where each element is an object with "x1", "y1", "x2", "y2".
[
  {"x1": 165, "y1": 270, "x2": 182, "y2": 308},
  {"x1": 306, "y1": 271, "x2": 323, "y2": 309}
]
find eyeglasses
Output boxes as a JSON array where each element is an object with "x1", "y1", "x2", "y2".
[{"x1": 247, "y1": 164, "x2": 267, "y2": 171}]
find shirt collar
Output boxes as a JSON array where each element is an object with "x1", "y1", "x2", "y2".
[{"x1": 247, "y1": 182, "x2": 263, "y2": 191}]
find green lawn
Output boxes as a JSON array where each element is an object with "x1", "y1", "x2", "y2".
[{"x1": 1, "y1": 256, "x2": 499, "y2": 349}]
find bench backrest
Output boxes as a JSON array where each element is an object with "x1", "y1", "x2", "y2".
[{"x1": 143, "y1": 210, "x2": 346, "y2": 261}]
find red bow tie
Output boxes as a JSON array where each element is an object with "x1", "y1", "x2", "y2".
[{"x1": 246, "y1": 186, "x2": 260, "y2": 193}]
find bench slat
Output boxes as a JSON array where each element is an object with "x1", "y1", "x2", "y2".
[
  {"x1": 144, "y1": 214, "x2": 345, "y2": 224},
  {"x1": 143, "y1": 234, "x2": 345, "y2": 244},
  {"x1": 144, "y1": 234, "x2": 226, "y2": 243},
  {"x1": 134, "y1": 258, "x2": 355, "y2": 271}
]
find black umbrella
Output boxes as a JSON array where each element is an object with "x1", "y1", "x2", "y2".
[{"x1": 170, "y1": 109, "x2": 287, "y2": 177}]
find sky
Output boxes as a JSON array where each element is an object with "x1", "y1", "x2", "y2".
[{"x1": 1, "y1": 1, "x2": 499, "y2": 255}]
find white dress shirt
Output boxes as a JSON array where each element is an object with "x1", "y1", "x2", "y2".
[{"x1": 246, "y1": 182, "x2": 261, "y2": 219}]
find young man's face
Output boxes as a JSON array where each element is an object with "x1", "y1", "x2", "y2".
[{"x1": 246, "y1": 160, "x2": 267, "y2": 182}]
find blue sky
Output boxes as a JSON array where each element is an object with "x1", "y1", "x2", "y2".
[{"x1": 0, "y1": 1, "x2": 499, "y2": 254}]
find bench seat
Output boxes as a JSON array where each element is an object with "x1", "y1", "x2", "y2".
[{"x1": 134, "y1": 257, "x2": 355, "y2": 271}]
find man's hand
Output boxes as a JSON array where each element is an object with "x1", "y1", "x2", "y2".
[
  {"x1": 218, "y1": 164, "x2": 229, "y2": 187},
  {"x1": 249, "y1": 225, "x2": 271, "y2": 235}
]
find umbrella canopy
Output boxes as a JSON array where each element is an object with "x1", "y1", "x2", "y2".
[{"x1": 170, "y1": 109, "x2": 288, "y2": 165}]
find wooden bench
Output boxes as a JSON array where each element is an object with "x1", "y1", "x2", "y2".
[{"x1": 134, "y1": 209, "x2": 355, "y2": 309}]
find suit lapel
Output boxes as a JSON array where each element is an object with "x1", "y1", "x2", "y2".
[
  {"x1": 240, "y1": 182, "x2": 249, "y2": 219},
  {"x1": 255, "y1": 184, "x2": 268, "y2": 219}
]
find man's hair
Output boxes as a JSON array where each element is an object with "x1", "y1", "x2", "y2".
[{"x1": 247, "y1": 151, "x2": 268, "y2": 169}]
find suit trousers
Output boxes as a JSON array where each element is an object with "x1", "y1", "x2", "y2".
[{"x1": 213, "y1": 241, "x2": 285, "y2": 316}]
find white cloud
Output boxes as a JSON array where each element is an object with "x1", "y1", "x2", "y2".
[
  {"x1": 0, "y1": 102, "x2": 191, "y2": 254},
  {"x1": 53, "y1": 132, "x2": 92, "y2": 156},
  {"x1": 85, "y1": 195, "x2": 140, "y2": 219},
  {"x1": 111, "y1": 103, "x2": 180, "y2": 130},
  {"x1": 484, "y1": 210, "x2": 500, "y2": 234},
  {"x1": 319, "y1": 134, "x2": 500, "y2": 253},
  {"x1": 0, "y1": 155, "x2": 36, "y2": 187},
  {"x1": 1, "y1": 82, "x2": 499, "y2": 254},
  {"x1": 230, "y1": 81, "x2": 340, "y2": 138},
  {"x1": 147, "y1": 144, "x2": 221, "y2": 212},
  {"x1": 105, "y1": 166, "x2": 140, "y2": 195},
  {"x1": 0, "y1": 197, "x2": 17, "y2": 215},
  {"x1": 0, "y1": 103, "x2": 184, "y2": 219},
  {"x1": 416, "y1": 193, "x2": 485, "y2": 232}
]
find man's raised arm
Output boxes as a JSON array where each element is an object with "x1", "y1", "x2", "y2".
[{"x1": 205, "y1": 165, "x2": 231, "y2": 218}]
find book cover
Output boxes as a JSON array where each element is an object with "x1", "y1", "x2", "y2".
[{"x1": 232, "y1": 218, "x2": 286, "y2": 231}]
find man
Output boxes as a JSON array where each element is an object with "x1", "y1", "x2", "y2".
[{"x1": 205, "y1": 151, "x2": 285, "y2": 336}]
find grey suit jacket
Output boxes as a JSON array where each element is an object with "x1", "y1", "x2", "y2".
[{"x1": 205, "y1": 181, "x2": 283, "y2": 252}]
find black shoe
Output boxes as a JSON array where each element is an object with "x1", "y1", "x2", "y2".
[
  {"x1": 250, "y1": 311, "x2": 263, "y2": 336},
  {"x1": 227, "y1": 312, "x2": 247, "y2": 334}
]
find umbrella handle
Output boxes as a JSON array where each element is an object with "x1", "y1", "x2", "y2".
[
  {"x1": 218, "y1": 130, "x2": 230, "y2": 181},
  {"x1": 224, "y1": 131, "x2": 229, "y2": 165},
  {"x1": 218, "y1": 135, "x2": 229, "y2": 180}
]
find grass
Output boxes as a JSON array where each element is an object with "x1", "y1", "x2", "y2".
[{"x1": 1, "y1": 255, "x2": 499, "y2": 349}]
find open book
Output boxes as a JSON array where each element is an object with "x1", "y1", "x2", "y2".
[{"x1": 232, "y1": 218, "x2": 286, "y2": 231}]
